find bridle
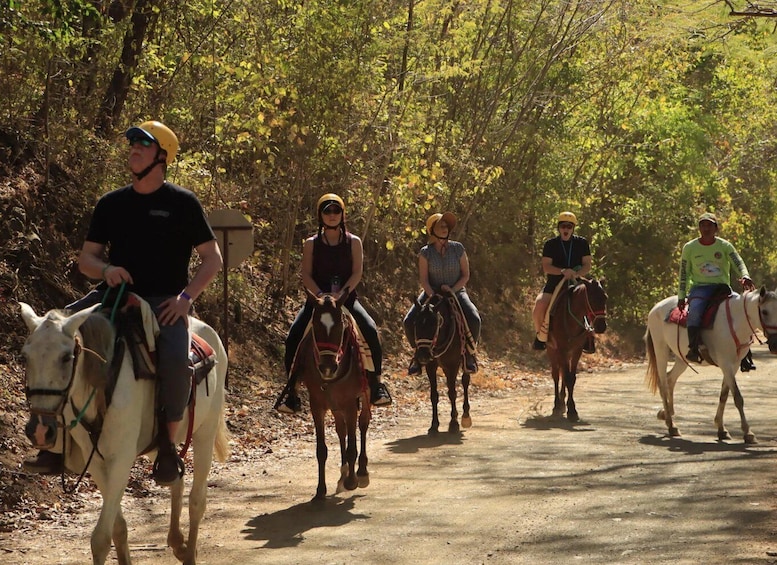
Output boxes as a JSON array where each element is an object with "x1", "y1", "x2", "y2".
[
  {"x1": 25, "y1": 339, "x2": 82, "y2": 428},
  {"x1": 311, "y1": 299, "x2": 352, "y2": 383},
  {"x1": 415, "y1": 299, "x2": 456, "y2": 360}
]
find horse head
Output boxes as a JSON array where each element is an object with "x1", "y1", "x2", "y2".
[
  {"x1": 413, "y1": 295, "x2": 445, "y2": 366},
  {"x1": 19, "y1": 303, "x2": 99, "y2": 449},
  {"x1": 310, "y1": 289, "x2": 351, "y2": 380},
  {"x1": 582, "y1": 278, "x2": 608, "y2": 334},
  {"x1": 757, "y1": 286, "x2": 777, "y2": 353}
]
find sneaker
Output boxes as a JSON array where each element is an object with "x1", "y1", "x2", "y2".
[
  {"x1": 532, "y1": 337, "x2": 546, "y2": 351},
  {"x1": 407, "y1": 359, "x2": 422, "y2": 375},
  {"x1": 152, "y1": 442, "x2": 184, "y2": 486},
  {"x1": 371, "y1": 382, "x2": 392, "y2": 407},
  {"x1": 276, "y1": 392, "x2": 302, "y2": 414},
  {"x1": 22, "y1": 450, "x2": 63, "y2": 474}
]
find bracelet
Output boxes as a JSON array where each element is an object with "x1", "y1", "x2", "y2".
[
  {"x1": 101, "y1": 264, "x2": 111, "y2": 279},
  {"x1": 180, "y1": 291, "x2": 194, "y2": 303}
]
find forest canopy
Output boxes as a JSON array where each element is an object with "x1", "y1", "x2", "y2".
[{"x1": 3, "y1": 0, "x2": 777, "y2": 356}]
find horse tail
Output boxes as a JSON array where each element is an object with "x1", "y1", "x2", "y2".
[
  {"x1": 213, "y1": 403, "x2": 230, "y2": 463},
  {"x1": 644, "y1": 327, "x2": 659, "y2": 395}
]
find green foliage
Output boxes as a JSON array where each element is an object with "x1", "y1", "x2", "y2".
[{"x1": 6, "y1": 0, "x2": 777, "y2": 348}]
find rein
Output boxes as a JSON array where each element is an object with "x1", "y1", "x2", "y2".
[{"x1": 415, "y1": 298, "x2": 457, "y2": 361}]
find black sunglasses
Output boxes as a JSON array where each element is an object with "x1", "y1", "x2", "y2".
[
  {"x1": 323, "y1": 206, "x2": 343, "y2": 215},
  {"x1": 128, "y1": 137, "x2": 154, "y2": 147}
]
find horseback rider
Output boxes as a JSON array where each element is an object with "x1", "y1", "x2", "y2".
[
  {"x1": 22, "y1": 121, "x2": 223, "y2": 485},
  {"x1": 274, "y1": 193, "x2": 392, "y2": 413},
  {"x1": 403, "y1": 211, "x2": 481, "y2": 375},
  {"x1": 532, "y1": 211, "x2": 595, "y2": 352},
  {"x1": 678, "y1": 212, "x2": 754, "y2": 363}
]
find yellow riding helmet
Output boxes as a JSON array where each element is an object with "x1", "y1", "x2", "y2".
[
  {"x1": 125, "y1": 120, "x2": 179, "y2": 165},
  {"x1": 557, "y1": 211, "x2": 578, "y2": 226},
  {"x1": 317, "y1": 193, "x2": 345, "y2": 214},
  {"x1": 426, "y1": 211, "x2": 457, "y2": 236}
]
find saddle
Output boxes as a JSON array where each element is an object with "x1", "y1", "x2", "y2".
[{"x1": 667, "y1": 284, "x2": 732, "y2": 329}]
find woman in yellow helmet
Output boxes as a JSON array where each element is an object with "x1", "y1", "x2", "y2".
[
  {"x1": 403, "y1": 211, "x2": 481, "y2": 374},
  {"x1": 532, "y1": 212, "x2": 594, "y2": 352},
  {"x1": 274, "y1": 193, "x2": 392, "y2": 413}
]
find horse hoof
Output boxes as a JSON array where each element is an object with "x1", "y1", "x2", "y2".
[
  {"x1": 358, "y1": 474, "x2": 370, "y2": 488},
  {"x1": 428, "y1": 427, "x2": 439, "y2": 436},
  {"x1": 448, "y1": 422, "x2": 460, "y2": 434},
  {"x1": 744, "y1": 433, "x2": 757, "y2": 444},
  {"x1": 657, "y1": 409, "x2": 666, "y2": 421},
  {"x1": 718, "y1": 430, "x2": 731, "y2": 441},
  {"x1": 461, "y1": 415, "x2": 472, "y2": 429},
  {"x1": 669, "y1": 427, "x2": 680, "y2": 437},
  {"x1": 567, "y1": 412, "x2": 579, "y2": 423}
]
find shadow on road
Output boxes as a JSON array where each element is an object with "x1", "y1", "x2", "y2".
[
  {"x1": 385, "y1": 431, "x2": 465, "y2": 454},
  {"x1": 242, "y1": 495, "x2": 369, "y2": 548},
  {"x1": 639, "y1": 433, "x2": 777, "y2": 456},
  {"x1": 521, "y1": 414, "x2": 596, "y2": 432}
]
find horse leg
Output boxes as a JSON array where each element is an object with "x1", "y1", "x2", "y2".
[
  {"x1": 565, "y1": 358, "x2": 580, "y2": 423},
  {"x1": 731, "y1": 378, "x2": 756, "y2": 444},
  {"x1": 88, "y1": 458, "x2": 134, "y2": 565},
  {"x1": 174, "y1": 416, "x2": 220, "y2": 565},
  {"x1": 661, "y1": 355, "x2": 685, "y2": 437},
  {"x1": 167, "y1": 478, "x2": 187, "y2": 561},
  {"x1": 427, "y1": 365, "x2": 440, "y2": 435},
  {"x1": 356, "y1": 394, "x2": 371, "y2": 488},
  {"x1": 460, "y1": 372, "x2": 472, "y2": 429},
  {"x1": 111, "y1": 509, "x2": 130, "y2": 565},
  {"x1": 335, "y1": 406, "x2": 359, "y2": 493},
  {"x1": 312, "y1": 408, "x2": 328, "y2": 502},
  {"x1": 447, "y1": 369, "x2": 459, "y2": 434},
  {"x1": 549, "y1": 355, "x2": 564, "y2": 417}
]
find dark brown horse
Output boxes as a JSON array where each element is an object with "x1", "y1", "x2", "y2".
[
  {"x1": 546, "y1": 278, "x2": 607, "y2": 422},
  {"x1": 297, "y1": 291, "x2": 371, "y2": 501},
  {"x1": 412, "y1": 293, "x2": 472, "y2": 435}
]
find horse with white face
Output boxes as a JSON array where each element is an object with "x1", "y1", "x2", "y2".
[
  {"x1": 644, "y1": 287, "x2": 777, "y2": 443},
  {"x1": 19, "y1": 303, "x2": 229, "y2": 565}
]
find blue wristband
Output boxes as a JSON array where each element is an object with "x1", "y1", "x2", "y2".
[{"x1": 180, "y1": 291, "x2": 193, "y2": 303}]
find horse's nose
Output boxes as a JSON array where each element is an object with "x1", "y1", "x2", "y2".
[
  {"x1": 415, "y1": 348, "x2": 432, "y2": 364},
  {"x1": 595, "y1": 320, "x2": 607, "y2": 334},
  {"x1": 25, "y1": 414, "x2": 57, "y2": 449}
]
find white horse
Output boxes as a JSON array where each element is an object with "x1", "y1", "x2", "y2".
[
  {"x1": 19, "y1": 302, "x2": 229, "y2": 565},
  {"x1": 644, "y1": 288, "x2": 777, "y2": 443}
]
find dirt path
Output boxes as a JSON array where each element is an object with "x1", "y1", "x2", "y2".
[{"x1": 5, "y1": 349, "x2": 777, "y2": 565}]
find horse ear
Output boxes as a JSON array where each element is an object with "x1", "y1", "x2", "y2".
[
  {"x1": 336, "y1": 287, "x2": 350, "y2": 308},
  {"x1": 19, "y1": 302, "x2": 43, "y2": 332},
  {"x1": 62, "y1": 304, "x2": 101, "y2": 338}
]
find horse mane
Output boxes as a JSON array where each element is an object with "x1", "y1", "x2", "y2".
[{"x1": 78, "y1": 312, "x2": 116, "y2": 392}]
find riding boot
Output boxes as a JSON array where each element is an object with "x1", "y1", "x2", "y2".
[
  {"x1": 740, "y1": 349, "x2": 756, "y2": 372},
  {"x1": 274, "y1": 374, "x2": 302, "y2": 414},
  {"x1": 152, "y1": 416, "x2": 184, "y2": 486},
  {"x1": 532, "y1": 334, "x2": 546, "y2": 351},
  {"x1": 686, "y1": 327, "x2": 702, "y2": 363},
  {"x1": 464, "y1": 351, "x2": 478, "y2": 373},
  {"x1": 368, "y1": 372, "x2": 392, "y2": 407},
  {"x1": 583, "y1": 334, "x2": 595, "y2": 354},
  {"x1": 22, "y1": 450, "x2": 63, "y2": 474}
]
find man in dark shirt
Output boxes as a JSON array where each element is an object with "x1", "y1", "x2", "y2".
[
  {"x1": 532, "y1": 212, "x2": 592, "y2": 351},
  {"x1": 23, "y1": 121, "x2": 223, "y2": 485}
]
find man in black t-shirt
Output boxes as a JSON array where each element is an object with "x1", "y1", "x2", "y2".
[
  {"x1": 531, "y1": 212, "x2": 593, "y2": 351},
  {"x1": 23, "y1": 121, "x2": 223, "y2": 485}
]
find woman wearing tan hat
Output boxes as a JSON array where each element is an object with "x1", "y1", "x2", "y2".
[
  {"x1": 678, "y1": 212, "x2": 754, "y2": 363},
  {"x1": 403, "y1": 211, "x2": 481, "y2": 374},
  {"x1": 274, "y1": 193, "x2": 392, "y2": 413}
]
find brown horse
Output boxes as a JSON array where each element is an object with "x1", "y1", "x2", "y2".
[
  {"x1": 412, "y1": 293, "x2": 472, "y2": 435},
  {"x1": 546, "y1": 278, "x2": 608, "y2": 422},
  {"x1": 297, "y1": 291, "x2": 371, "y2": 501}
]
